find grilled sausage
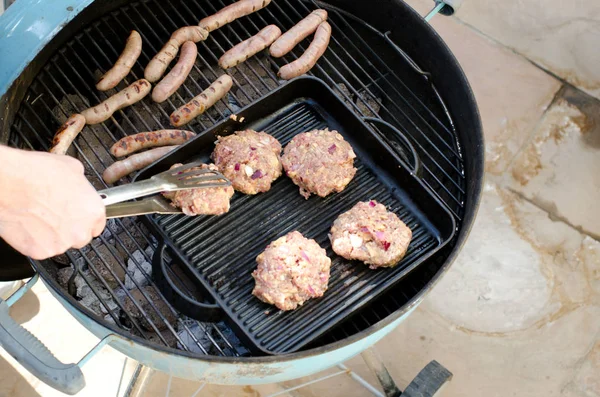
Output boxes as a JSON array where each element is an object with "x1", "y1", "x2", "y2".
[
  {"x1": 110, "y1": 130, "x2": 196, "y2": 158},
  {"x1": 96, "y1": 31, "x2": 142, "y2": 91},
  {"x1": 278, "y1": 22, "x2": 331, "y2": 80},
  {"x1": 269, "y1": 10, "x2": 327, "y2": 58},
  {"x1": 219, "y1": 25, "x2": 281, "y2": 69},
  {"x1": 152, "y1": 41, "x2": 198, "y2": 103},
  {"x1": 102, "y1": 146, "x2": 179, "y2": 184},
  {"x1": 198, "y1": 0, "x2": 272, "y2": 32},
  {"x1": 170, "y1": 74, "x2": 233, "y2": 127},
  {"x1": 144, "y1": 26, "x2": 209, "y2": 83},
  {"x1": 82, "y1": 79, "x2": 151, "y2": 125},
  {"x1": 49, "y1": 114, "x2": 86, "y2": 155}
]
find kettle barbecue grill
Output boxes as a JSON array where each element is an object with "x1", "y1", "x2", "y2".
[{"x1": 0, "y1": 0, "x2": 483, "y2": 394}]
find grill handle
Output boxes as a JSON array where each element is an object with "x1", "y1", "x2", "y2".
[
  {"x1": 0, "y1": 298, "x2": 85, "y2": 395},
  {"x1": 152, "y1": 242, "x2": 223, "y2": 322},
  {"x1": 363, "y1": 117, "x2": 421, "y2": 176}
]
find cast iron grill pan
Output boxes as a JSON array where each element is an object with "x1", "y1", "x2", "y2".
[{"x1": 136, "y1": 77, "x2": 456, "y2": 354}]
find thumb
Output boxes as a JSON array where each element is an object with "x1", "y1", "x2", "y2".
[{"x1": 62, "y1": 156, "x2": 85, "y2": 174}]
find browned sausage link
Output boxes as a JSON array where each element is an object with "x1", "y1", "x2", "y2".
[
  {"x1": 278, "y1": 22, "x2": 331, "y2": 80},
  {"x1": 49, "y1": 114, "x2": 86, "y2": 155},
  {"x1": 269, "y1": 10, "x2": 327, "y2": 58},
  {"x1": 218, "y1": 25, "x2": 281, "y2": 69},
  {"x1": 110, "y1": 130, "x2": 196, "y2": 158},
  {"x1": 144, "y1": 26, "x2": 208, "y2": 83},
  {"x1": 102, "y1": 146, "x2": 179, "y2": 184},
  {"x1": 152, "y1": 41, "x2": 198, "y2": 103},
  {"x1": 82, "y1": 79, "x2": 151, "y2": 125},
  {"x1": 198, "y1": 0, "x2": 272, "y2": 32},
  {"x1": 170, "y1": 75, "x2": 233, "y2": 127},
  {"x1": 96, "y1": 31, "x2": 143, "y2": 91}
]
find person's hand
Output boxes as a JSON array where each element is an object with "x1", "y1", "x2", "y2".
[{"x1": 0, "y1": 146, "x2": 106, "y2": 259}]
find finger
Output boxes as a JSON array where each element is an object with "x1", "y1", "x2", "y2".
[
  {"x1": 29, "y1": 250, "x2": 55, "y2": 261},
  {"x1": 31, "y1": 241, "x2": 68, "y2": 260},
  {"x1": 63, "y1": 156, "x2": 85, "y2": 174},
  {"x1": 92, "y1": 212, "x2": 107, "y2": 237},
  {"x1": 89, "y1": 195, "x2": 107, "y2": 237},
  {"x1": 69, "y1": 224, "x2": 92, "y2": 249},
  {"x1": 71, "y1": 231, "x2": 93, "y2": 250}
]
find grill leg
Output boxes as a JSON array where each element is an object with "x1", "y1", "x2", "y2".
[
  {"x1": 361, "y1": 348, "x2": 402, "y2": 397},
  {"x1": 122, "y1": 364, "x2": 154, "y2": 397},
  {"x1": 361, "y1": 348, "x2": 452, "y2": 397}
]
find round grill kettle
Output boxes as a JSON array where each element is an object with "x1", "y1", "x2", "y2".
[{"x1": 0, "y1": 0, "x2": 481, "y2": 394}]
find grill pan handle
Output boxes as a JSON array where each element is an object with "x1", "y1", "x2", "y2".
[
  {"x1": 362, "y1": 117, "x2": 421, "y2": 176},
  {"x1": 0, "y1": 297, "x2": 85, "y2": 395},
  {"x1": 152, "y1": 242, "x2": 223, "y2": 322}
]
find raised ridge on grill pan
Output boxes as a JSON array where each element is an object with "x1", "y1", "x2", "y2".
[{"x1": 138, "y1": 77, "x2": 456, "y2": 354}]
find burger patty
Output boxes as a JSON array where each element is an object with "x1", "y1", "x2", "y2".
[
  {"x1": 164, "y1": 163, "x2": 234, "y2": 216},
  {"x1": 281, "y1": 129, "x2": 357, "y2": 199},
  {"x1": 212, "y1": 130, "x2": 282, "y2": 195},
  {"x1": 329, "y1": 200, "x2": 412, "y2": 269},
  {"x1": 252, "y1": 231, "x2": 331, "y2": 311}
]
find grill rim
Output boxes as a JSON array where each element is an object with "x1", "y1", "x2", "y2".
[{"x1": 0, "y1": 0, "x2": 485, "y2": 363}]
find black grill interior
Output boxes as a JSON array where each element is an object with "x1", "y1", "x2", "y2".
[{"x1": 6, "y1": 0, "x2": 465, "y2": 357}]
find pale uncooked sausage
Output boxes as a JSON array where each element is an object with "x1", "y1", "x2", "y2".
[
  {"x1": 49, "y1": 114, "x2": 86, "y2": 155},
  {"x1": 144, "y1": 26, "x2": 208, "y2": 83},
  {"x1": 102, "y1": 146, "x2": 179, "y2": 184},
  {"x1": 278, "y1": 22, "x2": 331, "y2": 80},
  {"x1": 199, "y1": 0, "x2": 272, "y2": 32},
  {"x1": 219, "y1": 25, "x2": 281, "y2": 69},
  {"x1": 151, "y1": 41, "x2": 198, "y2": 103},
  {"x1": 82, "y1": 79, "x2": 151, "y2": 125},
  {"x1": 269, "y1": 10, "x2": 327, "y2": 58},
  {"x1": 170, "y1": 75, "x2": 233, "y2": 127},
  {"x1": 96, "y1": 31, "x2": 142, "y2": 91}
]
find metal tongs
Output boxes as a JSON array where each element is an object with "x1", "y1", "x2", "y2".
[{"x1": 99, "y1": 161, "x2": 231, "y2": 219}]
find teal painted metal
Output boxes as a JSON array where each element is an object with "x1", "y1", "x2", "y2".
[
  {"x1": 44, "y1": 277, "x2": 418, "y2": 385},
  {"x1": 77, "y1": 334, "x2": 119, "y2": 368},
  {"x1": 425, "y1": 2, "x2": 445, "y2": 21},
  {"x1": 0, "y1": 0, "x2": 93, "y2": 97},
  {"x1": 6, "y1": 273, "x2": 38, "y2": 307}
]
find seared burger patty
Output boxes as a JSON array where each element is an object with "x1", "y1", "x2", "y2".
[
  {"x1": 329, "y1": 200, "x2": 412, "y2": 269},
  {"x1": 212, "y1": 130, "x2": 282, "y2": 195},
  {"x1": 252, "y1": 231, "x2": 331, "y2": 310},
  {"x1": 281, "y1": 129, "x2": 356, "y2": 199},
  {"x1": 164, "y1": 163, "x2": 234, "y2": 216}
]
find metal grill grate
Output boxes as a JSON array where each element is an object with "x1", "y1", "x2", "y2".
[{"x1": 7, "y1": 0, "x2": 465, "y2": 356}]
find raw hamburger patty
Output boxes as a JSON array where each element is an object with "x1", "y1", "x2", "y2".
[
  {"x1": 163, "y1": 163, "x2": 234, "y2": 216},
  {"x1": 329, "y1": 200, "x2": 412, "y2": 269},
  {"x1": 212, "y1": 130, "x2": 282, "y2": 194},
  {"x1": 252, "y1": 231, "x2": 331, "y2": 310},
  {"x1": 281, "y1": 129, "x2": 357, "y2": 199}
]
